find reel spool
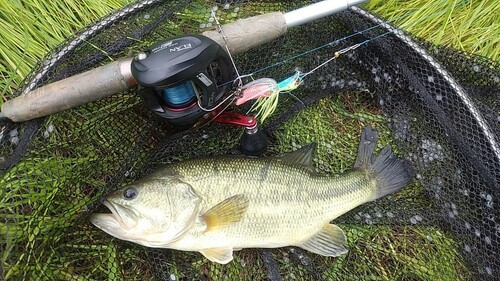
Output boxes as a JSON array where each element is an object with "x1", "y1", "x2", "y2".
[{"x1": 131, "y1": 35, "x2": 233, "y2": 129}]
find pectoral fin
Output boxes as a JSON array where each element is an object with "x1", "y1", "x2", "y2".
[
  {"x1": 200, "y1": 247, "x2": 234, "y2": 264},
  {"x1": 202, "y1": 194, "x2": 249, "y2": 232},
  {"x1": 298, "y1": 224, "x2": 348, "y2": 257}
]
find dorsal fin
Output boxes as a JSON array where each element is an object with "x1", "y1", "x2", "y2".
[{"x1": 274, "y1": 143, "x2": 316, "y2": 172}]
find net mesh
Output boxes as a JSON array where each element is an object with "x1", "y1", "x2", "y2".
[{"x1": 1, "y1": 0, "x2": 499, "y2": 280}]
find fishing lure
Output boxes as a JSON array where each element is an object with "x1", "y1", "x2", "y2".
[
  {"x1": 204, "y1": 11, "x2": 366, "y2": 122},
  {"x1": 234, "y1": 42, "x2": 365, "y2": 121},
  {"x1": 235, "y1": 71, "x2": 303, "y2": 120}
]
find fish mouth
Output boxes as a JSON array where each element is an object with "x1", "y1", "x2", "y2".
[{"x1": 90, "y1": 200, "x2": 138, "y2": 231}]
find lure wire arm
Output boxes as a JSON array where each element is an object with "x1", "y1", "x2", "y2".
[
  {"x1": 196, "y1": 88, "x2": 237, "y2": 112},
  {"x1": 212, "y1": 11, "x2": 244, "y2": 89},
  {"x1": 194, "y1": 11, "x2": 251, "y2": 115},
  {"x1": 193, "y1": 12, "x2": 245, "y2": 113}
]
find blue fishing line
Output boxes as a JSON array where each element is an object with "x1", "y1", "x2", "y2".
[{"x1": 162, "y1": 81, "x2": 196, "y2": 105}]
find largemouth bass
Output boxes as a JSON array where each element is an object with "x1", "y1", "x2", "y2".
[{"x1": 90, "y1": 127, "x2": 414, "y2": 264}]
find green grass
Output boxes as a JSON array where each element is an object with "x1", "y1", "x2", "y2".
[
  {"x1": 0, "y1": 0, "x2": 498, "y2": 100},
  {"x1": 0, "y1": 0, "x2": 134, "y2": 100},
  {"x1": 365, "y1": 0, "x2": 500, "y2": 62}
]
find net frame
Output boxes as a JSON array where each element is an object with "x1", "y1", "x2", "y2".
[{"x1": 1, "y1": 0, "x2": 498, "y2": 280}]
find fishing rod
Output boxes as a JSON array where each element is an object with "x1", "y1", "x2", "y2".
[
  {"x1": 0, "y1": 0, "x2": 465, "y2": 125},
  {"x1": 0, "y1": 0, "x2": 466, "y2": 157},
  {"x1": 0, "y1": 0, "x2": 366, "y2": 125}
]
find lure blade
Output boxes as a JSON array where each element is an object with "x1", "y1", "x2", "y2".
[{"x1": 277, "y1": 71, "x2": 303, "y2": 92}]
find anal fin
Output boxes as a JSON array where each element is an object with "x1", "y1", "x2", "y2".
[
  {"x1": 200, "y1": 247, "x2": 234, "y2": 264},
  {"x1": 298, "y1": 224, "x2": 348, "y2": 257}
]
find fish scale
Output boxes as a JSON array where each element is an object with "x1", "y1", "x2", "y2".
[
  {"x1": 167, "y1": 156, "x2": 378, "y2": 247},
  {"x1": 91, "y1": 127, "x2": 414, "y2": 264}
]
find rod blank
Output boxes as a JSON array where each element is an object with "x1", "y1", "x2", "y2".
[{"x1": 284, "y1": 0, "x2": 367, "y2": 28}]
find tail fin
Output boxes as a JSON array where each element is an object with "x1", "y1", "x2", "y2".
[{"x1": 355, "y1": 127, "x2": 415, "y2": 200}]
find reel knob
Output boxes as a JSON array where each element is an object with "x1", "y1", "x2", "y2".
[
  {"x1": 240, "y1": 125, "x2": 268, "y2": 156},
  {"x1": 211, "y1": 111, "x2": 268, "y2": 156}
]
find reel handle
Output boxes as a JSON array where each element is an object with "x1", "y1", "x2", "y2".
[{"x1": 212, "y1": 112, "x2": 268, "y2": 156}]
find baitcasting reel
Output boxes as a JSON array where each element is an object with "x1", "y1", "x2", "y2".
[
  {"x1": 131, "y1": 35, "x2": 233, "y2": 129},
  {"x1": 131, "y1": 35, "x2": 267, "y2": 155}
]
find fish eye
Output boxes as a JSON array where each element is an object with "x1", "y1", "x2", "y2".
[{"x1": 123, "y1": 187, "x2": 138, "y2": 200}]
